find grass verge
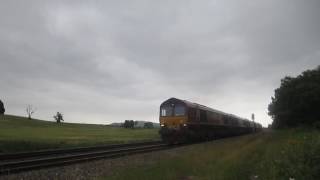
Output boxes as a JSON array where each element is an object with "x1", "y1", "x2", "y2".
[
  {"x1": 104, "y1": 128, "x2": 320, "y2": 180},
  {"x1": 0, "y1": 115, "x2": 160, "y2": 153}
]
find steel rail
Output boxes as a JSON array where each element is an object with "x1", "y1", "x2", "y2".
[
  {"x1": 0, "y1": 140, "x2": 163, "y2": 161},
  {"x1": 0, "y1": 142, "x2": 170, "y2": 175}
]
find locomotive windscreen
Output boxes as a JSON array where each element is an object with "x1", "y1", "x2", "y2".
[
  {"x1": 160, "y1": 104, "x2": 185, "y2": 117},
  {"x1": 174, "y1": 104, "x2": 185, "y2": 116},
  {"x1": 161, "y1": 105, "x2": 173, "y2": 116}
]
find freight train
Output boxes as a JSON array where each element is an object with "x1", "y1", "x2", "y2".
[{"x1": 159, "y1": 98, "x2": 262, "y2": 143}]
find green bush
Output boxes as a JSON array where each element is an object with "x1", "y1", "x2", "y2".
[
  {"x1": 0, "y1": 100, "x2": 5, "y2": 115},
  {"x1": 268, "y1": 66, "x2": 320, "y2": 128}
]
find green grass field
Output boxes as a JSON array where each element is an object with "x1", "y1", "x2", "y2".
[
  {"x1": 105, "y1": 128, "x2": 320, "y2": 180},
  {"x1": 0, "y1": 115, "x2": 160, "y2": 153}
]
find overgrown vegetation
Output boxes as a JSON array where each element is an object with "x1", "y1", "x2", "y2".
[
  {"x1": 0, "y1": 115, "x2": 159, "y2": 153},
  {"x1": 105, "y1": 129, "x2": 320, "y2": 180},
  {"x1": 268, "y1": 66, "x2": 320, "y2": 128}
]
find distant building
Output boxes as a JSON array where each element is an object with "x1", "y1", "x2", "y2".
[{"x1": 109, "y1": 122, "x2": 123, "y2": 127}]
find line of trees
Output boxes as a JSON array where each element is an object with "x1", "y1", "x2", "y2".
[
  {"x1": 268, "y1": 66, "x2": 320, "y2": 128},
  {"x1": 123, "y1": 120, "x2": 135, "y2": 128}
]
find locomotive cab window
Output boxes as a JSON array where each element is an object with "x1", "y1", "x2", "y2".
[
  {"x1": 161, "y1": 106, "x2": 173, "y2": 116},
  {"x1": 174, "y1": 104, "x2": 185, "y2": 116}
]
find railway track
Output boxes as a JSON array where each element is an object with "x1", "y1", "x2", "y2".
[{"x1": 0, "y1": 141, "x2": 169, "y2": 175}]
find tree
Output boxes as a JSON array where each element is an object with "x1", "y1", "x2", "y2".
[
  {"x1": 0, "y1": 100, "x2": 5, "y2": 115},
  {"x1": 53, "y1": 112, "x2": 64, "y2": 123},
  {"x1": 268, "y1": 66, "x2": 320, "y2": 128},
  {"x1": 26, "y1": 105, "x2": 36, "y2": 120},
  {"x1": 124, "y1": 120, "x2": 134, "y2": 128},
  {"x1": 144, "y1": 122, "x2": 154, "y2": 128}
]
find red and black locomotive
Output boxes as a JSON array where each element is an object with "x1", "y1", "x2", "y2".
[{"x1": 159, "y1": 97, "x2": 262, "y2": 143}]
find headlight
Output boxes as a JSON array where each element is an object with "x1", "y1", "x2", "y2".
[
  {"x1": 160, "y1": 124, "x2": 165, "y2": 127},
  {"x1": 183, "y1": 124, "x2": 187, "y2": 127}
]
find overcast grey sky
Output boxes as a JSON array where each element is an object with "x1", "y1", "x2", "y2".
[{"x1": 1, "y1": 0, "x2": 319, "y2": 126}]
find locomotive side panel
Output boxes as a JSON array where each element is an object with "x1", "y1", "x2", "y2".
[{"x1": 207, "y1": 111, "x2": 223, "y2": 125}]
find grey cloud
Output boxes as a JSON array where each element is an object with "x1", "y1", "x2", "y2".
[{"x1": 1, "y1": 0, "x2": 319, "y2": 126}]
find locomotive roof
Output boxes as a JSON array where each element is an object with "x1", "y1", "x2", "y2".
[{"x1": 161, "y1": 97, "x2": 253, "y2": 122}]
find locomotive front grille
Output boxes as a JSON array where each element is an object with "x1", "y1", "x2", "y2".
[{"x1": 160, "y1": 116, "x2": 187, "y2": 129}]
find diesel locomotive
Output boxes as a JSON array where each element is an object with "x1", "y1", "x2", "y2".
[{"x1": 159, "y1": 97, "x2": 262, "y2": 143}]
